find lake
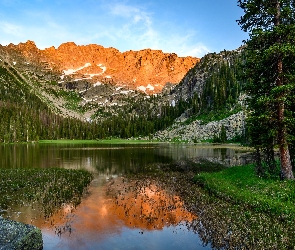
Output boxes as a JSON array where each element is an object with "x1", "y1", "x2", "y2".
[{"x1": 0, "y1": 142, "x2": 251, "y2": 249}]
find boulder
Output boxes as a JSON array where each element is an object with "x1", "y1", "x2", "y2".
[{"x1": 0, "y1": 218, "x2": 43, "y2": 250}]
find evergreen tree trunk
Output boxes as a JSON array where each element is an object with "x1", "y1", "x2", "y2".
[
  {"x1": 255, "y1": 147, "x2": 263, "y2": 177},
  {"x1": 277, "y1": 61, "x2": 294, "y2": 179},
  {"x1": 275, "y1": 1, "x2": 294, "y2": 179}
]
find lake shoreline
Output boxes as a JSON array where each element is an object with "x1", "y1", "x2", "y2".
[
  {"x1": 128, "y1": 160, "x2": 295, "y2": 249},
  {"x1": 0, "y1": 138, "x2": 252, "y2": 148},
  {"x1": 0, "y1": 142, "x2": 259, "y2": 249}
]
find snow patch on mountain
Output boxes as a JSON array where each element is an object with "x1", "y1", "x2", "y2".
[
  {"x1": 146, "y1": 84, "x2": 154, "y2": 91},
  {"x1": 94, "y1": 82, "x2": 102, "y2": 87},
  {"x1": 63, "y1": 63, "x2": 92, "y2": 75},
  {"x1": 137, "y1": 84, "x2": 155, "y2": 92},
  {"x1": 97, "y1": 64, "x2": 107, "y2": 73},
  {"x1": 138, "y1": 86, "x2": 146, "y2": 92}
]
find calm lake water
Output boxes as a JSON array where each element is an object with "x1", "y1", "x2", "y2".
[{"x1": 0, "y1": 142, "x2": 251, "y2": 250}]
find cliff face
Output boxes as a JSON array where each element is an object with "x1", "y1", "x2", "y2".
[{"x1": 10, "y1": 41, "x2": 199, "y2": 93}]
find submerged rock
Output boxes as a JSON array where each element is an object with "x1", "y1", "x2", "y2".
[{"x1": 0, "y1": 218, "x2": 43, "y2": 250}]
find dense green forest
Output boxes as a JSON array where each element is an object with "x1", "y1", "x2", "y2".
[
  {"x1": 0, "y1": 65, "x2": 99, "y2": 142},
  {"x1": 237, "y1": 0, "x2": 295, "y2": 179},
  {"x1": 200, "y1": 52, "x2": 242, "y2": 112}
]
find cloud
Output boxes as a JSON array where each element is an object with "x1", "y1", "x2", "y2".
[
  {"x1": 105, "y1": 2, "x2": 157, "y2": 45},
  {"x1": 0, "y1": 10, "x2": 74, "y2": 49},
  {"x1": 0, "y1": 21, "x2": 23, "y2": 36},
  {"x1": 178, "y1": 44, "x2": 211, "y2": 58},
  {"x1": 109, "y1": 2, "x2": 154, "y2": 35},
  {"x1": 103, "y1": 1, "x2": 209, "y2": 57},
  {"x1": 158, "y1": 32, "x2": 211, "y2": 57},
  {"x1": 109, "y1": 2, "x2": 151, "y2": 24}
]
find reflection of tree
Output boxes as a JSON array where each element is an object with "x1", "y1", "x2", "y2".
[
  {"x1": 220, "y1": 148, "x2": 227, "y2": 161},
  {"x1": 0, "y1": 144, "x2": 174, "y2": 173}
]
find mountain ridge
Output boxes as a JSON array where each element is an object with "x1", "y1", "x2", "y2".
[{"x1": 7, "y1": 40, "x2": 199, "y2": 94}]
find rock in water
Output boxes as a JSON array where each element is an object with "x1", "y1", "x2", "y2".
[{"x1": 0, "y1": 218, "x2": 43, "y2": 250}]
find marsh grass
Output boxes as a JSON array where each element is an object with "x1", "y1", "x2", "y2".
[
  {"x1": 194, "y1": 164, "x2": 295, "y2": 219},
  {"x1": 0, "y1": 168, "x2": 93, "y2": 218}
]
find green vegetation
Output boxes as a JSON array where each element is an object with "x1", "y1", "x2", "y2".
[
  {"x1": 177, "y1": 50, "x2": 244, "y2": 125},
  {"x1": 0, "y1": 65, "x2": 102, "y2": 142},
  {"x1": 90, "y1": 98, "x2": 192, "y2": 139},
  {"x1": 212, "y1": 124, "x2": 227, "y2": 143},
  {"x1": 0, "y1": 63, "x2": 199, "y2": 142},
  {"x1": 58, "y1": 89, "x2": 83, "y2": 113},
  {"x1": 238, "y1": 0, "x2": 295, "y2": 179},
  {"x1": 185, "y1": 106, "x2": 242, "y2": 125},
  {"x1": 0, "y1": 37, "x2": 246, "y2": 144},
  {"x1": 126, "y1": 159, "x2": 295, "y2": 248},
  {"x1": 0, "y1": 168, "x2": 93, "y2": 217},
  {"x1": 39, "y1": 138, "x2": 155, "y2": 144},
  {"x1": 194, "y1": 164, "x2": 295, "y2": 220},
  {"x1": 200, "y1": 53, "x2": 242, "y2": 112}
]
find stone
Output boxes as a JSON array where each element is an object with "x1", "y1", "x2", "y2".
[{"x1": 0, "y1": 218, "x2": 43, "y2": 250}]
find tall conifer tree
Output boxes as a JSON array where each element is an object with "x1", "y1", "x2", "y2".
[{"x1": 238, "y1": 0, "x2": 295, "y2": 179}]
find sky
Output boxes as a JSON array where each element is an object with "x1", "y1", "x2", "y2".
[{"x1": 0, "y1": 0, "x2": 248, "y2": 58}]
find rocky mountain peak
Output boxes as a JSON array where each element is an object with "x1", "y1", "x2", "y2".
[
  {"x1": 16, "y1": 40, "x2": 38, "y2": 50},
  {"x1": 57, "y1": 41, "x2": 77, "y2": 50},
  {"x1": 7, "y1": 40, "x2": 41, "y2": 61},
  {"x1": 10, "y1": 41, "x2": 199, "y2": 94}
]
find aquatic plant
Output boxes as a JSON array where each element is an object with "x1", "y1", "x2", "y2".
[{"x1": 0, "y1": 168, "x2": 93, "y2": 218}]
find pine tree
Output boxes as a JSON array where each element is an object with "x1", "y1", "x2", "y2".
[{"x1": 238, "y1": 0, "x2": 295, "y2": 179}]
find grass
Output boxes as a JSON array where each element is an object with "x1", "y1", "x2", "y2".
[
  {"x1": 58, "y1": 89, "x2": 84, "y2": 113},
  {"x1": 198, "y1": 107, "x2": 242, "y2": 125},
  {"x1": 39, "y1": 139, "x2": 157, "y2": 144},
  {"x1": 0, "y1": 168, "x2": 93, "y2": 217},
  {"x1": 194, "y1": 164, "x2": 295, "y2": 220},
  {"x1": 181, "y1": 106, "x2": 242, "y2": 126}
]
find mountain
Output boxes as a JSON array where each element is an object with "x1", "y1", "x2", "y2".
[
  {"x1": 151, "y1": 48, "x2": 246, "y2": 143},
  {"x1": 0, "y1": 41, "x2": 245, "y2": 143},
  {"x1": 6, "y1": 41, "x2": 198, "y2": 94}
]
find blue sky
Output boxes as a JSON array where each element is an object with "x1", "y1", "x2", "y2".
[{"x1": 0, "y1": 0, "x2": 248, "y2": 57}]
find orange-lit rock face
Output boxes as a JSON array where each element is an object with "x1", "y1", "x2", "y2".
[{"x1": 13, "y1": 41, "x2": 199, "y2": 93}]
